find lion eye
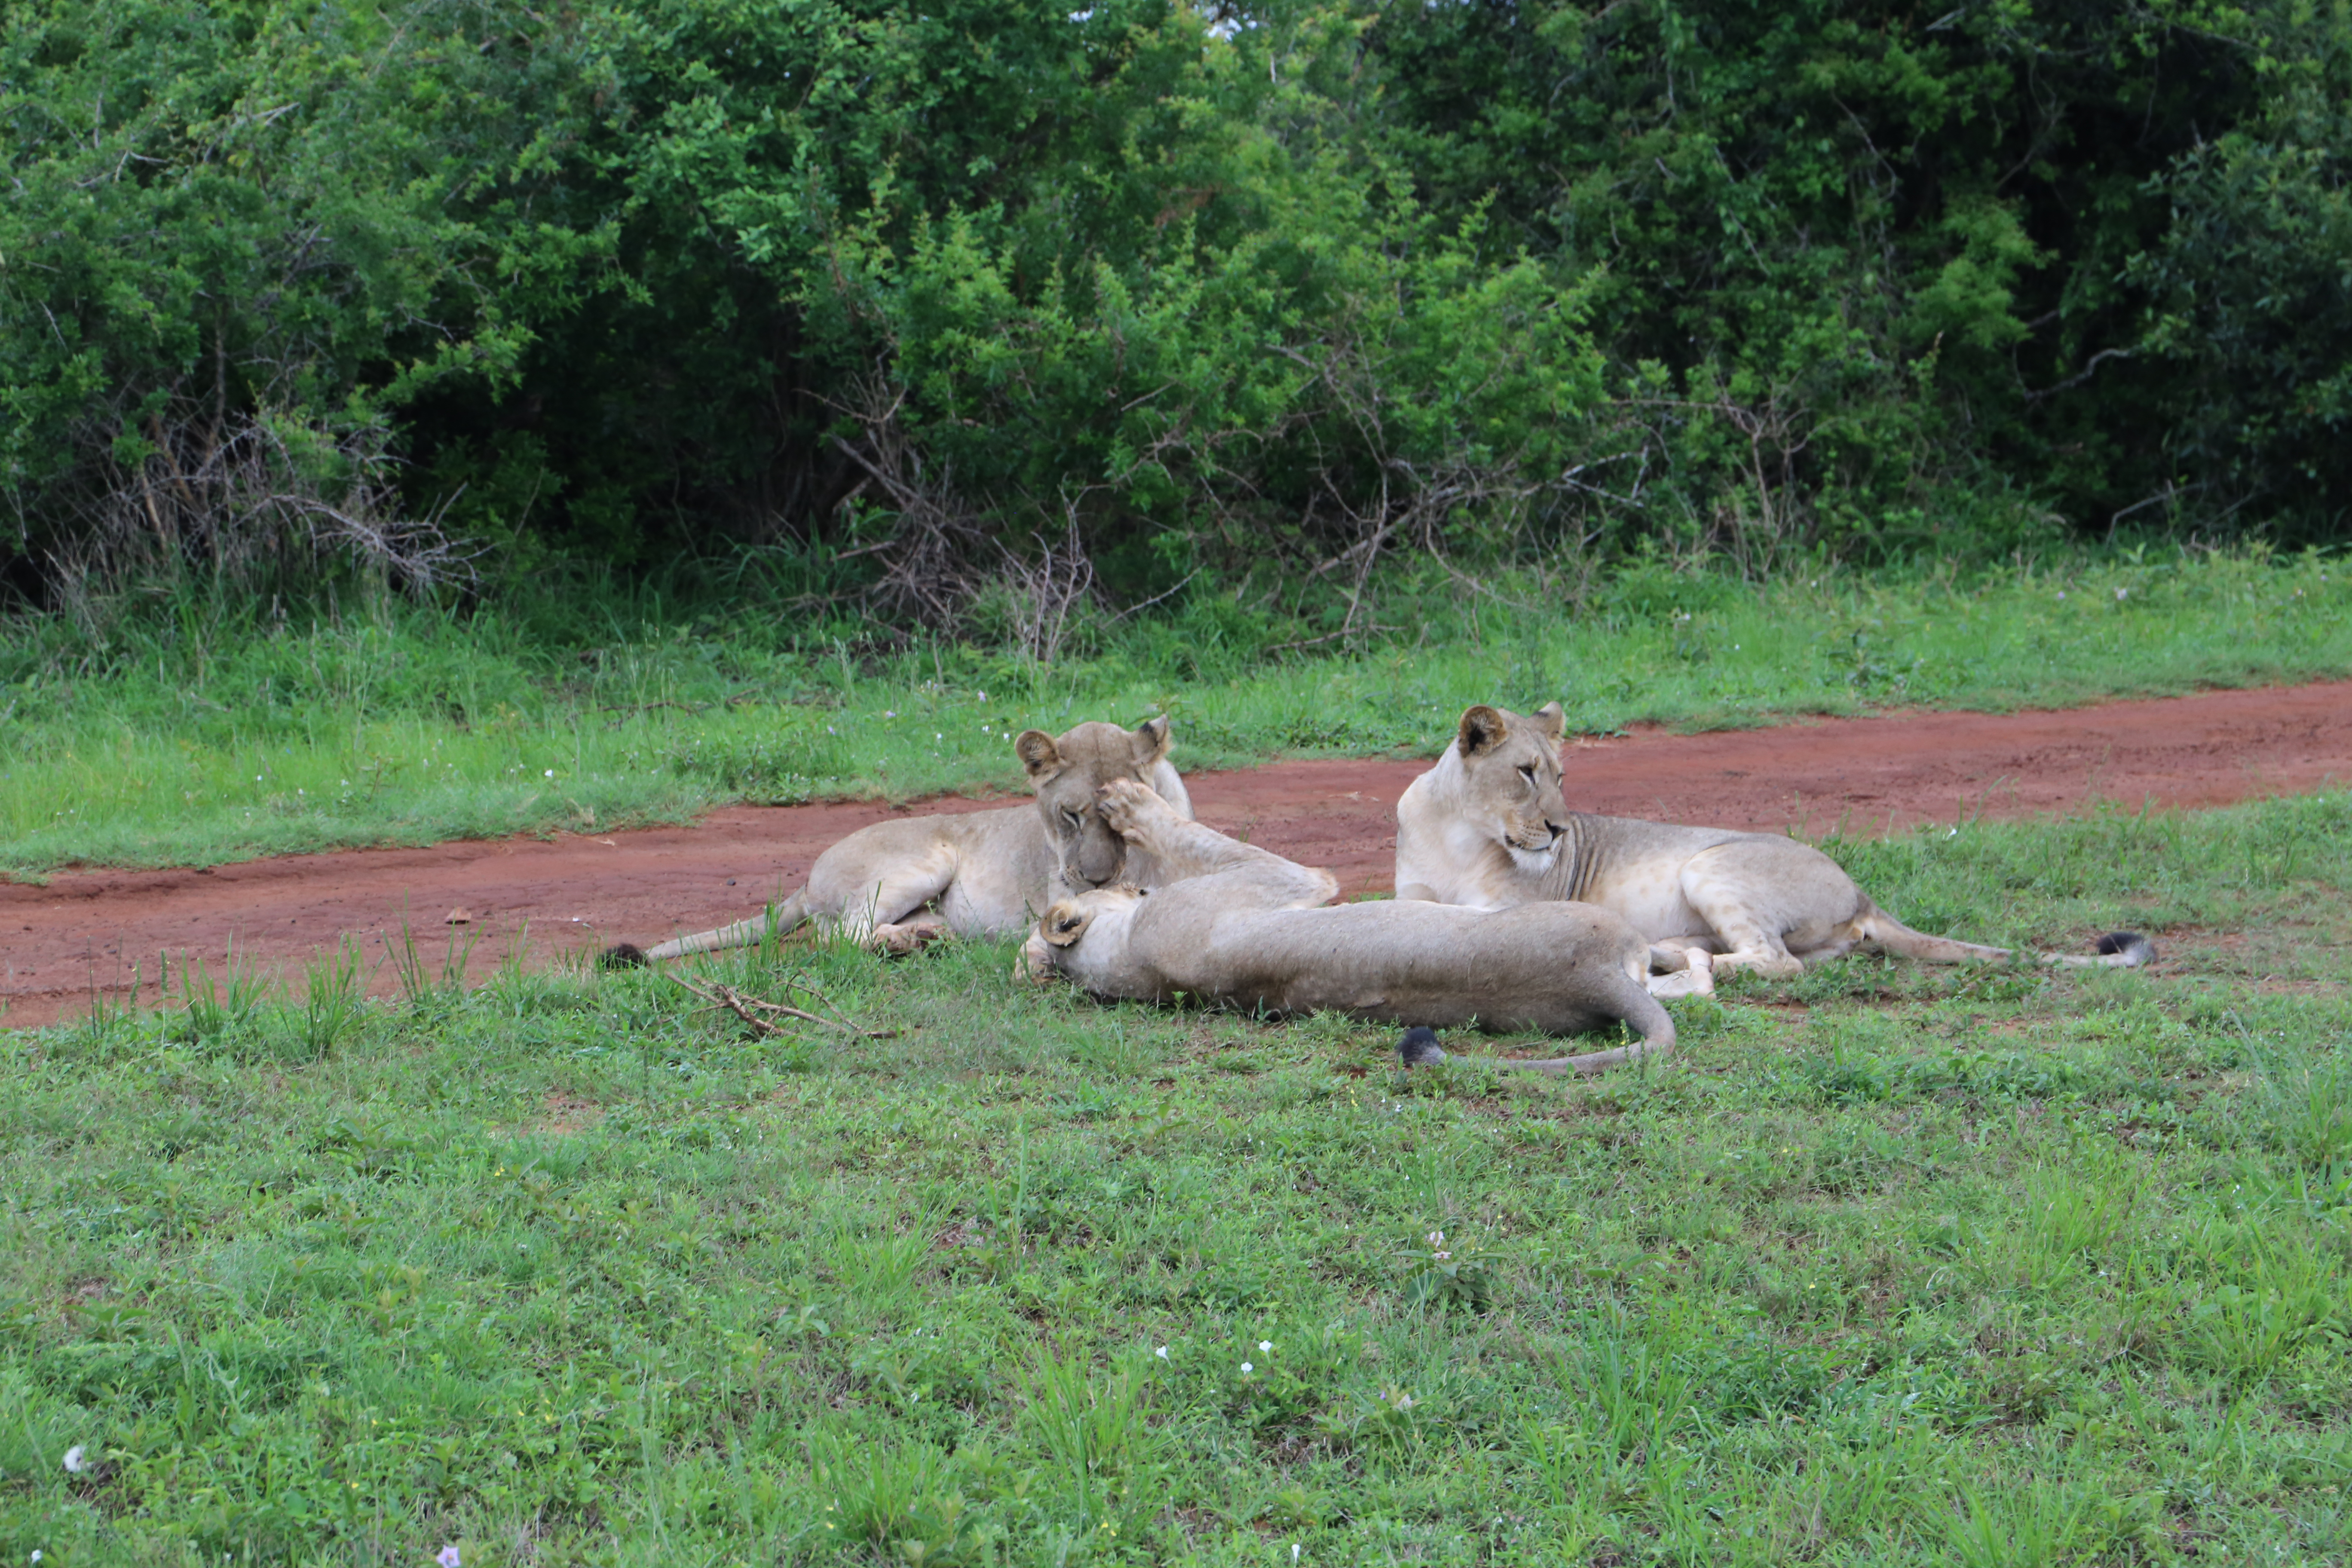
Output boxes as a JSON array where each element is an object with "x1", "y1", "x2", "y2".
[
  {"x1": 1518, "y1": 765, "x2": 1536, "y2": 785},
  {"x1": 1063, "y1": 809, "x2": 1083, "y2": 827}
]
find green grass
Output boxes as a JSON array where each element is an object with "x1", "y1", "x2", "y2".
[
  {"x1": 6, "y1": 790, "x2": 2352, "y2": 1563},
  {"x1": 2, "y1": 545, "x2": 2348, "y2": 877}
]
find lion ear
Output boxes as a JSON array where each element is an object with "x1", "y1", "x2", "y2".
[
  {"x1": 1042, "y1": 903, "x2": 1094, "y2": 947},
  {"x1": 1457, "y1": 704, "x2": 1509, "y2": 758},
  {"x1": 1532, "y1": 701, "x2": 1566, "y2": 740},
  {"x1": 1131, "y1": 715, "x2": 1173, "y2": 766},
  {"x1": 1015, "y1": 729, "x2": 1064, "y2": 781}
]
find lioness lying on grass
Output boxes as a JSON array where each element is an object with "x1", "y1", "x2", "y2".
[
  {"x1": 606, "y1": 718, "x2": 1194, "y2": 963},
  {"x1": 1395, "y1": 701, "x2": 2155, "y2": 980},
  {"x1": 1022, "y1": 781, "x2": 1675, "y2": 1073}
]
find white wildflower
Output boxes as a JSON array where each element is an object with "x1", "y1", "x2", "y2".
[
  {"x1": 1240, "y1": 1361, "x2": 1253, "y2": 1374},
  {"x1": 62, "y1": 1446, "x2": 86, "y2": 1473}
]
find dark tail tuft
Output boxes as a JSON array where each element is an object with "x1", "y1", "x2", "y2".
[
  {"x1": 599, "y1": 942, "x2": 650, "y2": 970},
  {"x1": 1398, "y1": 1026, "x2": 1449, "y2": 1068},
  {"x1": 2094, "y1": 931, "x2": 2156, "y2": 966}
]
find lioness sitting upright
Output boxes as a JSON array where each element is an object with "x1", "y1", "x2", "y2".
[
  {"x1": 605, "y1": 718, "x2": 1193, "y2": 962},
  {"x1": 1023, "y1": 780, "x2": 1675, "y2": 1073},
  {"x1": 1394, "y1": 702, "x2": 2153, "y2": 980}
]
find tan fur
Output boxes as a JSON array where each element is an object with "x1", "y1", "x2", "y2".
[
  {"x1": 1395, "y1": 702, "x2": 2153, "y2": 978},
  {"x1": 1021, "y1": 781, "x2": 1674, "y2": 1072},
  {"x1": 621, "y1": 719, "x2": 1194, "y2": 960}
]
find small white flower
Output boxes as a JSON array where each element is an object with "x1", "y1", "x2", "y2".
[
  {"x1": 544, "y1": 769, "x2": 555, "y2": 778},
  {"x1": 934, "y1": 733, "x2": 942, "y2": 741},
  {"x1": 2115, "y1": 587, "x2": 2128, "y2": 600},
  {"x1": 1434, "y1": 1250, "x2": 1451, "y2": 1261},
  {"x1": 62, "y1": 1446, "x2": 86, "y2": 1473},
  {"x1": 1427, "y1": 1230, "x2": 1443, "y2": 1245},
  {"x1": 2056, "y1": 590, "x2": 2066, "y2": 599},
  {"x1": 1155, "y1": 1345, "x2": 1169, "y2": 1360},
  {"x1": 884, "y1": 710, "x2": 896, "y2": 718},
  {"x1": 438, "y1": 1548, "x2": 463, "y2": 1568},
  {"x1": 1240, "y1": 1361, "x2": 1253, "y2": 1374},
  {"x1": 1258, "y1": 1340, "x2": 1272, "y2": 1353}
]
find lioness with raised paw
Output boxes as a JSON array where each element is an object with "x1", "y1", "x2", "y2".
[
  {"x1": 1394, "y1": 701, "x2": 2155, "y2": 980},
  {"x1": 605, "y1": 718, "x2": 1193, "y2": 963},
  {"x1": 1021, "y1": 780, "x2": 1675, "y2": 1074}
]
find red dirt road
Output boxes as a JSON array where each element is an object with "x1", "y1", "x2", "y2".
[{"x1": 6, "y1": 679, "x2": 2349, "y2": 1028}]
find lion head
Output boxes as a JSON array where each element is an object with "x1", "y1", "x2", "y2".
[
  {"x1": 1013, "y1": 717, "x2": 1177, "y2": 889},
  {"x1": 1017, "y1": 885, "x2": 1142, "y2": 983},
  {"x1": 1448, "y1": 701, "x2": 1570, "y2": 860}
]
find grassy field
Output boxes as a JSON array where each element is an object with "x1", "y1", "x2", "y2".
[
  {"x1": 0, "y1": 546, "x2": 2347, "y2": 877},
  {"x1": 5, "y1": 788, "x2": 2351, "y2": 1564}
]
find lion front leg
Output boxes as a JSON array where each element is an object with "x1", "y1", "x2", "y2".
[
  {"x1": 1096, "y1": 779, "x2": 1339, "y2": 908},
  {"x1": 1094, "y1": 779, "x2": 1249, "y2": 878}
]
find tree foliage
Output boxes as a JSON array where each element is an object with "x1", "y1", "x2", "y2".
[{"x1": 2, "y1": 0, "x2": 2347, "y2": 619}]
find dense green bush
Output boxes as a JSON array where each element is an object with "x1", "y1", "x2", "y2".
[{"x1": 2, "y1": 0, "x2": 2346, "y2": 628}]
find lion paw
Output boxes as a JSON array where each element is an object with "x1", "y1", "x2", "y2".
[
  {"x1": 1093, "y1": 777, "x2": 1161, "y2": 836},
  {"x1": 1647, "y1": 965, "x2": 1714, "y2": 1000},
  {"x1": 873, "y1": 918, "x2": 948, "y2": 956},
  {"x1": 1015, "y1": 931, "x2": 1059, "y2": 984}
]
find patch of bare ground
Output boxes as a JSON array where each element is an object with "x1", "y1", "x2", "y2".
[
  {"x1": 11, "y1": 676, "x2": 2352, "y2": 1027},
  {"x1": 536, "y1": 1092, "x2": 603, "y2": 1134}
]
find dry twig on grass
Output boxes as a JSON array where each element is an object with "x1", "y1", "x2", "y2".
[{"x1": 665, "y1": 972, "x2": 899, "y2": 1040}]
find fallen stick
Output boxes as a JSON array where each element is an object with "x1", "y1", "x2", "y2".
[{"x1": 665, "y1": 972, "x2": 898, "y2": 1039}]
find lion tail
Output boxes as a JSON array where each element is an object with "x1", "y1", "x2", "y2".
[
  {"x1": 1857, "y1": 903, "x2": 2155, "y2": 969},
  {"x1": 600, "y1": 889, "x2": 812, "y2": 968},
  {"x1": 1398, "y1": 974, "x2": 1675, "y2": 1077}
]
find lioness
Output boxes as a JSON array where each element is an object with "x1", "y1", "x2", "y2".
[
  {"x1": 604, "y1": 718, "x2": 1194, "y2": 963},
  {"x1": 1395, "y1": 702, "x2": 2154, "y2": 979},
  {"x1": 1022, "y1": 781, "x2": 1674, "y2": 1073}
]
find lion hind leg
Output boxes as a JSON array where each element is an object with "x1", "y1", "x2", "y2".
[
  {"x1": 821, "y1": 849, "x2": 960, "y2": 950},
  {"x1": 1675, "y1": 879, "x2": 1803, "y2": 979},
  {"x1": 1678, "y1": 845, "x2": 1865, "y2": 978}
]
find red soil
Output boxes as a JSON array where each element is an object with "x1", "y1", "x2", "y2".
[{"x1": 7, "y1": 679, "x2": 2349, "y2": 1029}]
